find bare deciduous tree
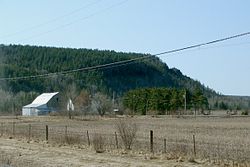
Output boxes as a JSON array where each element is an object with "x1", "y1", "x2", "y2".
[
  {"x1": 92, "y1": 93, "x2": 112, "y2": 116},
  {"x1": 75, "y1": 90, "x2": 91, "y2": 116}
]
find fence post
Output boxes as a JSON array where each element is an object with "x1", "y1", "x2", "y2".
[
  {"x1": 1, "y1": 123, "x2": 3, "y2": 137},
  {"x1": 12, "y1": 122, "x2": 15, "y2": 138},
  {"x1": 87, "y1": 130, "x2": 90, "y2": 146},
  {"x1": 150, "y1": 130, "x2": 153, "y2": 153},
  {"x1": 193, "y1": 134, "x2": 196, "y2": 157},
  {"x1": 65, "y1": 126, "x2": 68, "y2": 141},
  {"x1": 28, "y1": 124, "x2": 31, "y2": 141},
  {"x1": 163, "y1": 138, "x2": 166, "y2": 153},
  {"x1": 115, "y1": 132, "x2": 118, "y2": 149},
  {"x1": 46, "y1": 125, "x2": 48, "y2": 141}
]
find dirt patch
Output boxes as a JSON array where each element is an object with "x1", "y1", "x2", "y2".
[{"x1": 0, "y1": 138, "x2": 213, "y2": 167}]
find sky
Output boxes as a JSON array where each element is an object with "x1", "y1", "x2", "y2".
[{"x1": 0, "y1": 0, "x2": 250, "y2": 96}]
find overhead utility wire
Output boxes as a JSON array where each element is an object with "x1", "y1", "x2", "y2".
[
  {"x1": 153, "y1": 32, "x2": 250, "y2": 57},
  {"x1": 0, "y1": 0, "x2": 102, "y2": 39},
  {"x1": 0, "y1": 31, "x2": 250, "y2": 81},
  {"x1": 15, "y1": 0, "x2": 128, "y2": 43}
]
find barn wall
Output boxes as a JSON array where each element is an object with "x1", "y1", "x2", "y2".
[
  {"x1": 47, "y1": 94, "x2": 61, "y2": 111},
  {"x1": 22, "y1": 107, "x2": 38, "y2": 116}
]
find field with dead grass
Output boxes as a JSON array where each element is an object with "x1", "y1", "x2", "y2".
[{"x1": 0, "y1": 115, "x2": 249, "y2": 166}]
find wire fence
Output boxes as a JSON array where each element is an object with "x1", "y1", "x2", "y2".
[{"x1": 0, "y1": 121, "x2": 249, "y2": 164}]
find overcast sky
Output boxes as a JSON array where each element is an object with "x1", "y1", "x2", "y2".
[{"x1": 1, "y1": 0, "x2": 250, "y2": 96}]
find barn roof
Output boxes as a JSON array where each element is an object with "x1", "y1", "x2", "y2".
[
  {"x1": 23, "y1": 103, "x2": 45, "y2": 108},
  {"x1": 31, "y1": 92, "x2": 59, "y2": 105}
]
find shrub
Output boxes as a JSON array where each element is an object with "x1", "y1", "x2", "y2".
[
  {"x1": 93, "y1": 134, "x2": 105, "y2": 153},
  {"x1": 115, "y1": 119, "x2": 137, "y2": 150},
  {"x1": 241, "y1": 110, "x2": 249, "y2": 115}
]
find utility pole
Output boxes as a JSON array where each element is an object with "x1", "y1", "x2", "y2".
[
  {"x1": 184, "y1": 90, "x2": 187, "y2": 115},
  {"x1": 112, "y1": 91, "x2": 115, "y2": 106},
  {"x1": 145, "y1": 99, "x2": 149, "y2": 115},
  {"x1": 133, "y1": 95, "x2": 135, "y2": 115}
]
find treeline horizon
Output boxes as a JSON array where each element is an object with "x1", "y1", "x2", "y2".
[{"x1": 0, "y1": 44, "x2": 249, "y2": 114}]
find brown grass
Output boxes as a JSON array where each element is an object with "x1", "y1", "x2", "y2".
[
  {"x1": 0, "y1": 115, "x2": 249, "y2": 166},
  {"x1": 0, "y1": 151, "x2": 12, "y2": 166}
]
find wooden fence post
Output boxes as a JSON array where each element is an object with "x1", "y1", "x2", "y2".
[
  {"x1": 12, "y1": 122, "x2": 15, "y2": 138},
  {"x1": 1, "y1": 123, "x2": 3, "y2": 137},
  {"x1": 87, "y1": 130, "x2": 90, "y2": 146},
  {"x1": 65, "y1": 126, "x2": 68, "y2": 140},
  {"x1": 28, "y1": 124, "x2": 31, "y2": 141},
  {"x1": 46, "y1": 125, "x2": 48, "y2": 141},
  {"x1": 193, "y1": 134, "x2": 196, "y2": 157},
  {"x1": 163, "y1": 138, "x2": 166, "y2": 153},
  {"x1": 150, "y1": 130, "x2": 153, "y2": 153},
  {"x1": 115, "y1": 132, "x2": 118, "y2": 149}
]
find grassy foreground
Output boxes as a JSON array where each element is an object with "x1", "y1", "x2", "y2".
[{"x1": 0, "y1": 115, "x2": 249, "y2": 166}]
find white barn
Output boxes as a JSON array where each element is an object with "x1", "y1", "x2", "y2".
[{"x1": 22, "y1": 92, "x2": 59, "y2": 116}]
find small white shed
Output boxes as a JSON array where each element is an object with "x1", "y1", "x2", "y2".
[{"x1": 22, "y1": 92, "x2": 59, "y2": 116}]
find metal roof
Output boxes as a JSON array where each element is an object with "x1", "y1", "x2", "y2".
[
  {"x1": 31, "y1": 92, "x2": 59, "y2": 105},
  {"x1": 23, "y1": 103, "x2": 45, "y2": 108}
]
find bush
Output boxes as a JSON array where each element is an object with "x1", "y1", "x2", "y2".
[
  {"x1": 115, "y1": 119, "x2": 137, "y2": 150},
  {"x1": 241, "y1": 110, "x2": 249, "y2": 115},
  {"x1": 93, "y1": 134, "x2": 105, "y2": 153}
]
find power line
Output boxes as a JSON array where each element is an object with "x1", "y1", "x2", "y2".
[
  {"x1": 0, "y1": 0, "x2": 103, "y2": 39},
  {"x1": 190, "y1": 40, "x2": 250, "y2": 51},
  {"x1": 0, "y1": 31, "x2": 250, "y2": 81},
  {"x1": 153, "y1": 32, "x2": 250, "y2": 57},
  {"x1": 13, "y1": 0, "x2": 128, "y2": 43}
]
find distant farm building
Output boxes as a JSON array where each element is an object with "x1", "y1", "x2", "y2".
[{"x1": 22, "y1": 92, "x2": 60, "y2": 116}]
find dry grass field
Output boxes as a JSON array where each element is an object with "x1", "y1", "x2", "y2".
[{"x1": 0, "y1": 115, "x2": 249, "y2": 167}]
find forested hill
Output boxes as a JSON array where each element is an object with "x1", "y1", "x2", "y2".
[{"x1": 0, "y1": 44, "x2": 216, "y2": 97}]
